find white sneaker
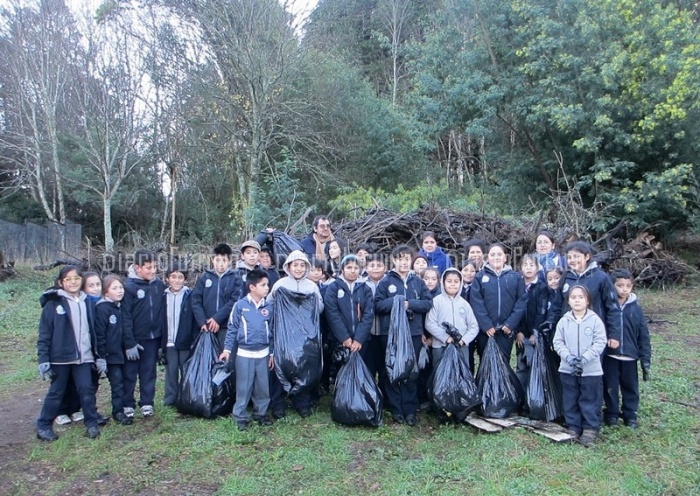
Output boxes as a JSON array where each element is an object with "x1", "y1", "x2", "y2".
[
  {"x1": 124, "y1": 407, "x2": 135, "y2": 418},
  {"x1": 55, "y1": 415, "x2": 72, "y2": 425},
  {"x1": 70, "y1": 411, "x2": 84, "y2": 422},
  {"x1": 141, "y1": 405, "x2": 154, "y2": 417}
]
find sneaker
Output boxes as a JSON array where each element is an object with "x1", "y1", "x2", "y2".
[
  {"x1": 86, "y1": 426, "x2": 101, "y2": 439},
  {"x1": 124, "y1": 407, "x2": 135, "y2": 418},
  {"x1": 55, "y1": 415, "x2": 72, "y2": 425},
  {"x1": 393, "y1": 414, "x2": 405, "y2": 425},
  {"x1": 37, "y1": 429, "x2": 58, "y2": 442},
  {"x1": 97, "y1": 414, "x2": 110, "y2": 426},
  {"x1": 141, "y1": 405, "x2": 154, "y2": 417},
  {"x1": 255, "y1": 415, "x2": 273, "y2": 427},
  {"x1": 70, "y1": 411, "x2": 84, "y2": 422},
  {"x1": 114, "y1": 412, "x2": 133, "y2": 425},
  {"x1": 566, "y1": 429, "x2": 580, "y2": 440},
  {"x1": 578, "y1": 429, "x2": 597, "y2": 447},
  {"x1": 624, "y1": 419, "x2": 638, "y2": 429},
  {"x1": 604, "y1": 417, "x2": 619, "y2": 427},
  {"x1": 405, "y1": 414, "x2": 417, "y2": 427},
  {"x1": 237, "y1": 421, "x2": 249, "y2": 431},
  {"x1": 272, "y1": 410, "x2": 286, "y2": 420}
]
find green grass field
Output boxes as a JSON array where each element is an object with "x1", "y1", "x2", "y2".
[{"x1": 1, "y1": 268, "x2": 698, "y2": 495}]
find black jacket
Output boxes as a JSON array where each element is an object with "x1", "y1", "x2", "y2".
[
  {"x1": 520, "y1": 278, "x2": 549, "y2": 337},
  {"x1": 95, "y1": 299, "x2": 126, "y2": 364},
  {"x1": 607, "y1": 294, "x2": 651, "y2": 366},
  {"x1": 191, "y1": 269, "x2": 243, "y2": 328},
  {"x1": 374, "y1": 270, "x2": 433, "y2": 336},
  {"x1": 470, "y1": 265, "x2": 528, "y2": 333},
  {"x1": 324, "y1": 278, "x2": 374, "y2": 345},
  {"x1": 122, "y1": 275, "x2": 166, "y2": 348}
]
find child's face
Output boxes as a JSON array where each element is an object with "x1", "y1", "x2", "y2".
[
  {"x1": 393, "y1": 253, "x2": 413, "y2": 276},
  {"x1": 241, "y1": 248, "x2": 259, "y2": 268},
  {"x1": 536, "y1": 235, "x2": 555, "y2": 255},
  {"x1": 328, "y1": 242, "x2": 342, "y2": 260},
  {"x1": 83, "y1": 275, "x2": 102, "y2": 297},
  {"x1": 467, "y1": 246, "x2": 484, "y2": 266},
  {"x1": 461, "y1": 264, "x2": 476, "y2": 284},
  {"x1": 356, "y1": 249, "x2": 369, "y2": 266},
  {"x1": 546, "y1": 270, "x2": 561, "y2": 290},
  {"x1": 289, "y1": 260, "x2": 308, "y2": 280},
  {"x1": 614, "y1": 278, "x2": 633, "y2": 301},
  {"x1": 423, "y1": 271, "x2": 439, "y2": 291},
  {"x1": 308, "y1": 266, "x2": 323, "y2": 283},
  {"x1": 342, "y1": 261, "x2": 360, "y2": 283},
  {"x1": 167, "y1": 271, "x2": 186, "y2": 292},
  {"x1": 568, "y1": 287, "x2": 589, "y2": 312},
  {"x1": 134, "y1": 261, "x2": 156, "y2": 281},
  {"x1": 566, "y1": 250, "x2": 590, "y2": 273},
  {"x1": 248, "y1": 278, "x2": 270, "y2": 300},
  {"x1": 60, "y1": 270, "x2": 82, "y2": 296},
  {"x1": 521, "y1": 259, "x2": 538, "y2": 280},
  {"x1": 212, "y1": 254, "x2": 232, "y2": 274},
  {"x1": 422, "y1": 236, "x2": 437, "y2": 253},
  {"x1": 366, "y1": 260, "x2": 386, "y2": 282},
  {"x1": 487, "y1": 247, "x2": 506, "y2": 270},
  {"x1": 412, "y1": 258, "x2": 428, "y2": 275},
  {"x1": 258, "y1": 251, "x2": 272, "y2": 269},
  {"x1": 442, "y1": 273, "x2": 461, "y2": 296},
  {"x1": 105, "y1": 280, "x2": 124, "y2": 302}
]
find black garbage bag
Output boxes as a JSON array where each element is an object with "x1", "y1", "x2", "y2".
[
  {"x1": 385, "y1": 295, "x2": 418, "y2": 385},
  {"x1": 273, "y1": 287, "x2": 322, "y2": 395},
  {"x1": 177, "y1": 332, "x2": 235, "y2": 418},
  {"x1": 331, "y1": 352, "x2": 383, "y2": 427},
  {"x1": 527, "y1": 331, "x2": 564, "y2": 421},
  {"x1": 432, "y1": 344, "x2": 481, "y2": 419},
  {"x1": 476, "y1": 337, "x2": 523, "y2": 418},
  {"x1": 272, "y1": 231, "x2": 303, "y2": 269}
]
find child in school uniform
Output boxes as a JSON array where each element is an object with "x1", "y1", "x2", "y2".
[
  {"x1": 94, "y1": 274, "x2": 132, "y2": 425},
  {"x1": 422, "y1": 268, "x2": 441, "y2": 299},
  {"x1": 553, "y1": 285, "x2": 607, "y2": 446},
  {"x1": 161, "y1": 264, "x2": 195, "y2": 407},
  {"x1": 36, "y1": 266, "x2": 103, "y2": 441},
  {"x1": 191, "y1": 243, "x2": 244, "y2": 350},
  {"x1": 460, "y1": 259, "x2": 480, "y2": 372},
  {"x1": 603, "y1": 269, "x2": 652, "y2": 428},
  {"x1": 220, "y1": 269, "x2": 274, "y2": 430},
  {"x1": 363, "y1": 253, "x2": 387, "y2": 382}
]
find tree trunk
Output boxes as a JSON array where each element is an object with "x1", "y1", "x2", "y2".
[{"x1": 103, "y1": 195, "x2": 114, "y2": 253}]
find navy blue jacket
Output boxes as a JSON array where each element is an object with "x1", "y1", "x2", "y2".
[
  {"x1": 224, "y1": 295, "x2": 274, "y2": 353},
  {"x1": 161, "y1": 288, "x2": 196, "y2": 352},
  {"x1": 122, "y1": 275, "x2": 166, "y2": 348},
  {"x1": 235, "y1": 263, "x2": 280, "y2": 298},
  {"x1": 191, "y1": 269, "x2": 243, "y2": 328},
  {"x1": 470, "y1": 265, "x2": 528, "y2": 333},
  {"x1": 299, "y1": 234, "x2": 319, "y2": 260},
  {"x1": 519, "y1": 278, "x2": 549, "y2": 338},
  {"x1": 37, "y1": 289, "x2": 97, "y2": 365},
  {"x1": 418, "y1": 247, "x2": 453, "y2": 276},
  {"x1": 323, "y1": 278, "x2": 374, "y2": 345},
  {"x1": 375, "y1": 270, "x2": 433, "y2": 336},
  {"x1": 95, "y1": 299, "x2": 126, "y2": 364},
  {"x1": 607, "y1": 294, "x2": 651, "y2": 366},
  {"x1": 547, "y1": 262, "x2": 621, "y2": 341}
]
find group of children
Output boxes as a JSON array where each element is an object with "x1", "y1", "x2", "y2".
[{"x1": 35, "y1": 230, "x2": 651, "y2": 447}]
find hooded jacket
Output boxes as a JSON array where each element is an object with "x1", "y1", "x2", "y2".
[
  {"x1": 323, "y1": 276, "x2": 374, "y2": 345},
  {"x1": 418, "y1": 246, "x2": 453, "y2": 276},
  {"x1": 161, "y1": 287, "x2": 196, "y2": 352},
  {"x1": 425, "y1": 268, "x2": 479, "y2": 348},
  {"x1": 95, "y1": 299, "x2": 126, "y2": 364},
  {"x1": 191, "y1": 268, "x2": 243, "y2": 329},
  {"x1": 37, "y1": 289, "x2": 97, "y2": 365},
  {"x1": 224, "y1": 294, "x2": 274, "y2": 355},
  {"x1": 607, "y1": 293, "x2": 651, "y2": 365},
  {"x1": 469, "y1": 264, "x2": 528, "y2": 333},
  {"x1": 553, "y1": 309, "x2": 607, "y2": 376},
  {"x1": 122, "y1": 266, "x2": 166, "y2": 348},
  {"x1": 547, "y1": 262, "x2": 621, "y2": 341},
  {"x1": 269, "y1": 250, "x2": 324, "y2": 312},
  {"x1": 375, "y1": 269, "x2": 433, "y2": 336}
]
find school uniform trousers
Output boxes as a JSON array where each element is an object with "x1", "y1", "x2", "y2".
[
  {"x1": 602, "y1": 355, "x2": 640, "y2": 423},
  {"x1": 123, "y1": 338, "x2": 160, "y2": 408},
  {"x1": 37, "y1": 363, "x2": 100, "y2": 430}
]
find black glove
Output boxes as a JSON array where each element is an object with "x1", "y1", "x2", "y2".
[
  {"x1": 573, "y1": 361, "x2": 584, "y2": 377},
  {"x1": 539, "y1": 322, "x2": 553, "y2": 334},
  {"x1": 642, "y1": 364, "x2": 650, "y2": 382},
  {"x1": 441, "y1": 322, "x2": 463, "y2": 345},
  {"x1": 224, "y1": 355, "x2": 236, "y2": 374},
  {"x1": 157, "y1": 349, "x2": 167, "y2": 366},
  {"x1": 566, "y1": 354, "x2": 583, "y2": 376}
]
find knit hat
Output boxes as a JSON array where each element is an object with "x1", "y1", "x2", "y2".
[{"x1": 339, "y1": 254, "x2": 360, "y2": 270}]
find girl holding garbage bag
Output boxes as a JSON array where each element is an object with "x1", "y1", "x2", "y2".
[{"x1": 323, "y1": 255, "x2": 375, "y2": 363}]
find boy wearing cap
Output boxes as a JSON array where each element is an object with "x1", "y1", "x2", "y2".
[{"x1": 236, "y1": 240, "x2": 263, "y2": 297}]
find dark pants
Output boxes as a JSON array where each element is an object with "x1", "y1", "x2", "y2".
[
  {"x1": 269, "y1": 369, "x2": 287, "y2": 414},
  {"x1": 560, "y1": 372, "x2": 603, "y2": 434},
  {"x1": 106, "y1": 364, "x2": 125, "y2": 417},
  {"x1": 468, "y1": 340, "x2": 477, "y2": 374},
  {"x1": 38, "y1": 363, "x2": 99, "y2": 430},
  {"x1": 602, "y1": 355, "x2": 640, "y2": 423},
  {"x1": 379, "y1": 334, "x2": 423, "y2": 417},
  {"x1": 164, "y1": 347, "x2": 191, "y2": 406},
  {"x1": 59, "y1": 369, "x2": 100, "y2": 417},
  {"x1": 123, "y1": 338, "x2": 159, "y2": 409},
  {"x1": 515, "y1": 340, "x2": 535, "y2": 393},
  {"x1": 476, "y1": 332, "x2": 514, "y2": 362}
]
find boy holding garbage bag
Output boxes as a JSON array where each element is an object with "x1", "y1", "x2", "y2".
[{"x1": 220, "y1": 269, "x2": 274, "y2": 431}]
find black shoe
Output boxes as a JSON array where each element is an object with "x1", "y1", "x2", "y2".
[
  {"x1": 298, "y1": 408, "x2": 312, "y2": 418},
  {"x1": 272, "y1": 409, "x2": 286, "y2": 420},
  {"x1": 36, "y1": 429, "x2": 58, "y2": 442},
  {"x1": 577, "y1": 429, "x2": 597, "y2": 447},
  {"x1": 255, "y1": 416, "x2": 273, "y2": 427},
  {"x1": 624, "y1": 419, "x2": 638, "y2": 429},
  {"x1": 604, "y1": 417, "x2": 619, "y2": 427},
  {"x1": 114, "y1": 412, "x2": 133, "y2": 426},
  {"x1": 405, "y1": 414, "x2": 417, "y2": 426},
  {"x1": 97, "y1": 415, "x2": 110, "y2": 426},
  {"x1": 237, "y1": 421, "x2": 249, "y2": 431},
  {"x1": 87, "y1": 426, "x2": 101, "y2": 439},
  {"x1": 393, "y1": 414, "x2": 405, "y2": 424}
]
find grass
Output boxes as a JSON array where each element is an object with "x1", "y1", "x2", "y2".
[{"x1": 1, "y1": 269, "x2": 699, "y2": 495}]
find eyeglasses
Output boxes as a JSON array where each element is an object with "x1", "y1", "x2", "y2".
[
  {"x1": 63, "y1": 276, "x2": 83, "y2": 282},
  {"x1": 317, "y1": 223, "x2": 331, "y2": 229}
]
